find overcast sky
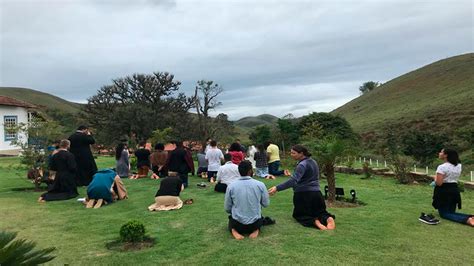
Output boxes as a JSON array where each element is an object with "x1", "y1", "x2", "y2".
[{"x1": 0, "y1": 0, "x2": 472, "y2": 120}]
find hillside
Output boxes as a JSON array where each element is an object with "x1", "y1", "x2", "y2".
[
  {"x1": 0, "y1": 87, "x2": 82, "y2": 113},
  {"x1": 332, "y1": 53, "x2": 474, "y2": 137},
  {"x1": 235, "y1": 114, "x2": 279, "y2": 128}
]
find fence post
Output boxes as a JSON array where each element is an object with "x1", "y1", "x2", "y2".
[
  {"x1": 359, "y1": 157, "x2": 361, "y2": 164},
  {"x1": 384, "y1": 161, "x2": 387, "y2": 168},
  {"x1": 471, "y1": 171, "x2": 473, "y2": 182},
  {"x1": 363, "y1": 157, "x2": 366, "y2": 163},
  {"x1": 414, "y1": 165, "x2": 417, "y2": 173},
  {"x1": 425, "y1": 166, "x2": 429, "y2": 175},
  {"x1": 369, "y1": 158, "x2": 372, "y2": 165},
  {"x1": 376, "y1": 160, "x2": 379, "y2": 167}
]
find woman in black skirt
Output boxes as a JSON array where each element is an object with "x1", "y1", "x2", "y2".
[{"x1": 268, "y1": 145, "x2": 335, "y2": 230}]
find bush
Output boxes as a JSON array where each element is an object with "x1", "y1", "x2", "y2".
[
  {"x1": 362, "y1": 161, "x2": 372, "y2": 179},
  {"x1": 390, "y1": 155, "x2": 413, "y2": 184},
  {"x1": 120, "y1": 220, "x2": 146, "y2": 243}
]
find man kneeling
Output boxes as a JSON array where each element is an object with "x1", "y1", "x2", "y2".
[{"x1": 224, "y1": 160, "x2": 270, "y2": 240}]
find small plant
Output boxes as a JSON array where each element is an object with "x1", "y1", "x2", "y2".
[
  {"x1": 120, "y1": 220, "x2": 146, "y2": 243},
  {"x1": 390, "y1": 155, "x2": 413, "y2": 184},
  {"x1": 362, "y1": 161, "x2": 372, "y2": 179},
  {"x1": 0, "y1": 231, "x2": 56, "y2": 265}
]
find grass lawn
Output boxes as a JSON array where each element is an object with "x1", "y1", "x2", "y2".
[{"x1": 1, "y1": 156, "x2": 473, "y2": 265}]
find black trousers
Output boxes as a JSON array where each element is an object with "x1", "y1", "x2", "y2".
[
  {"x1": 228, "y1": 216, "x2": 263, "y2": 235},
  {"x1": 293, "y1": 191, "x2": 335, "y2": 228},
  {"x1": 214, "y1": 182, "x2": 227, "y2": 193}
]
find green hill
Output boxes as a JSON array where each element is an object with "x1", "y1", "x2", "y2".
[
  {"x1": 0, "y1": 87, "x2": 82, "y2": 114},
  {"x1": 332, "y1": 53, "x2": 474, "y2": 138},
  {"x1": 235, "y1": 114, "x2": 279, "y2": 128}
]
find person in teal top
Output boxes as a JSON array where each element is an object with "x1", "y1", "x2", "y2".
[{"x1": 86, "y1": 169, "x2": 126, "y2": 208}]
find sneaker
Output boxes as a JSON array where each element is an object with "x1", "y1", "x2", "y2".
[{"x1": 419, "y1": 213, "x2": 439, "y2": 225}]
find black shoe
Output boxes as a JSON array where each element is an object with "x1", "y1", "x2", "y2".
[
  {"x1": 262, "y1": 216, "x2": 276, "y2": 225},
  {"x1": 419, "y1": 213, "x2": 439, "y2": 225}
]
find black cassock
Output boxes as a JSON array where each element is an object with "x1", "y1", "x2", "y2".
[
  {"x1": 41, "y1": 150, "x2": 78, "y2": 201},
  {"x1": 68, "y1": 132, "x2": 98, "y2": 186}
]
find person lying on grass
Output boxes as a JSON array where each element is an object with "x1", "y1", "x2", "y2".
[
  {"x1": 85, "y1": 169, "x2": 128, "y2": 208},
  {"x1": 224, "y1": 160, "x2": 270, "y2": 240},
  {"x1": 431, "y1": 148, "x2": 474, "y2": 227},
  {"x1": 268, "y1": 145, "x2": 335, "y2": 230},
  {"x1": 148, "y1": 174, "x2": 185, "y2": 211}
]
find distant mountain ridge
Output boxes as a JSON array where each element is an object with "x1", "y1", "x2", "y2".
[
  {"x1": 0, "y1": 87, "x2": 82, "y2": 113},
  {"x1": 332, "y1": 53, "x2": 474, "y2": 137},
  {"x1": 234, "y1": 114, "x2": 279, "y2": 128}
]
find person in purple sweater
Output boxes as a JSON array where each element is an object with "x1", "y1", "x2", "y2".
[{"x1": 268, "y1": 144, "x2": 335, "y2": 230}]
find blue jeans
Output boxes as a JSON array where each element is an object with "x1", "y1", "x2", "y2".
[
  {"x1": 438, "y1": 204, "x2": 471, "y2": 224},
  {"x1": 268, "y1": 161, "x2": 284, "y2": 176}
]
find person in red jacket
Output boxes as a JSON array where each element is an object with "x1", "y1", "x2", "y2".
[{"x1": 228, "y1": 142, "x2": 245, "y2": 165}]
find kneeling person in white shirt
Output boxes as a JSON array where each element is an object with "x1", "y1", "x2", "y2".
[{"x1": 215, "y1": 154, "x2": 241, "y2": 193}]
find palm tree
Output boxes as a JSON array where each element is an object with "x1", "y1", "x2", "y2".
[{"x1": 0, "y1": 231, "x2": 56, "y2": 265}]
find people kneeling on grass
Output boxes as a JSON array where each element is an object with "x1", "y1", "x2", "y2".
[
  {"x1": 224, "y1": 160, "x2": 270, "y2": 240},
  {"x1": 148, "y1": 173, "x2": 185, "y2": 211},
  {"x1": 429, "y1": 148, "x2": 474, "y2": 227},
  {"x1": 215, "y1": 154, "x2": 241, "y2": 193},
  {"x1": 268, "y1": 145, "x2": 336, "y2": 230},
  {"x1": 85, "y1": 169, "x2": 128, "y2": 208},
  {"x1": 38, "y1": 139, "x2": 78, "y2": 202}
]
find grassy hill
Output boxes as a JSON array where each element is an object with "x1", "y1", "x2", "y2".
[
  {"x1": 0, "y1": 87, "x2": 82, "y2": 114},
  {"x1": 332, "y1": 53, "x2": 474, "y2": 137},
  {"x1": 235, "y1": 114, "x2": 279, "y2": 128}
]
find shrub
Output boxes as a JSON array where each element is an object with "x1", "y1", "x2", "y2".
[
  {"x1": 390, "y1": 155, "x2": 413, "y2": 184},
  {"x1": 362, "y1": 161, "x2": 372, "y2": 179},
  {"x1": 120, "y1": 220, "x2": 146, "y2": 243}
]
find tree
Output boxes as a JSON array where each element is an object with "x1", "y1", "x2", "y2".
[
  {"x1": 0, "y1": 231, "x2": 56, "y2": 265},
  {"x1": 359, "y1": 81, "x2": 380, "y2": 94},
  {"x1": 276, "y1": 113, "x2": 300, "y2": 154},
  {"x1": 149, "y1": 127, "x2": 174, "y2": 146},
  {"x1": 193, "y1": 80, "x2": 224, "y2": 146},
  {"x1": 401, "y1": 130, "x2": 447, "y2": 166},
  {"x1": 298, "y1": 112, "x2": 357, "y2": 141},
  {"x1": 11, "y1": 118, "x2": 65, "y2": 189},
  {"x1": 249, "y1": 125, "x2": 272, "y2": 145},
  {"x1": 83, "y1": 72, "x2": 194, "y2": 146}
]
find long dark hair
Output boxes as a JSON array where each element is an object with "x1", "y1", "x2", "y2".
[
  {"x1": 115, "y1": 143, "x2": 126, "y2": 160},
  {"x1": 443, "y1": 148, "x2": 461, "y2": 166},
  {"x1": 291, "y1": 144, "x2": 312, "y2": 157},
  {"x1": 229, "y1": 142, "x2": 241, "y2": 152}
]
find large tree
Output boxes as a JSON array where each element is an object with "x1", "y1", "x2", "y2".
[
  {"x1": 298, "y1": 112, "x2": 357, "y2": 141},
  {"x1": 83, "y1": 72, "x2": 194, "y2": 145},
  {"x1": 193, "y1": 80, "x2": 224, "y2": 145}
]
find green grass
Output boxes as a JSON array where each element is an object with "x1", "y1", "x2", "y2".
[
  {"x1": 332, "y1": 53, "x2": 474, "y2": 134},
  {"x1": 0, "y1": 87, "x2": 82, "y2": 114},
  {"x1": 1, "y1": 156, "x2": 473, "y2": 265}
]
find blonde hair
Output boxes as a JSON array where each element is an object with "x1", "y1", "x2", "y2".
[{"x1": 59, "y1": 139, "x2": 70, "y2": 148}]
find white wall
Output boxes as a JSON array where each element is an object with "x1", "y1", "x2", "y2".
[{"x1": 0, "y1": 106, "x2": 29, "y2": 151}]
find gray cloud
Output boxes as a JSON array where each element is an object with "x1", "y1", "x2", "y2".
[{"x1": 1, "y1": 0, "x2": 472, "y2": 119}]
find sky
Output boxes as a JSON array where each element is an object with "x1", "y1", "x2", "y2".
[{"x1": 0, "y1": 0, "x2": 472, "y2": 120}]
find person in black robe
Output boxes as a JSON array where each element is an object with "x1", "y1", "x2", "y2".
[
  {"x1": 68, "y1": 125, "x2": 98, "y2": 186},
  {"x1": 38, "y1": 140, "x2": 78, "y2": 202}
]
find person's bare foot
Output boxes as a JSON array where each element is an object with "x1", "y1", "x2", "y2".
[
  {"x1": 94, "y1": 199, "x2": 104, "y2": 209},
  {"x1": 249, "y1": 229, "x2": 259, "y2": 239},
  {"x1": 467, "y1": 217, "x2": 474, "y2": 227},
  {"x1": 86, "y1": 199, "x2": 95, "y2": 208},
  {"x1": 326, "y1": 217, "x2": 336, "y2": 230},
  {"x1": 231, "y1": 229, "x2": 245, "y2": 240},
  {"x1": 37, "y1": 197, "x2": 45, "y2": 203},
  {"x1": 315, "y1": 220, "x2": 328, "y2": 230}
]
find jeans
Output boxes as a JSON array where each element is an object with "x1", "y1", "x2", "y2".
[
  {"x1": 268, "y1": 161, "x2": 284, "y2": 176},
  {"x1": 438, "y1": 204, "x2": 471, "y2": 224}
]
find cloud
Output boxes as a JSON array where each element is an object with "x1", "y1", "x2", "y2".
[{"x1": 0, "y1": 0, "x2": 472, "y2": 120}]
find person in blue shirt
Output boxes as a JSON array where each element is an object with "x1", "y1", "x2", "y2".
[
  {"x1": 268, "y1": 145, "x2": 335, "y2": 230},
  {"x1": 224, "y1": 160, "x2": 270, "y2": 240},
  {"x1": 86, "y1": 169, "x2": 128, "y2": 208}
]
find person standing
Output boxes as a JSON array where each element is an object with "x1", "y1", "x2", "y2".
[
  {"x1": 38, "y1": 140, "x2": 78, "y2": 202},
  {"x1": 265, "y1": 141, "x2": 284, "y2": 176},
  {"x1": 165, "y1": 141, "x2": 193, "y2": 188},
  {"x1": 115, "y1": 143, "x2": 130, "y2": 178},
  {"x1": 225, "y1": 160, "x2": 270, "y2": 240},
  {"x1": 268, "y1": 145, "x2": 335, "y2": 230},
  {"x1": 68, "y1": 125, "x2": 97, "y2": 186},
  {"x1": 431, "y1": 148, "x2": 474, "y2": 226},
  {"x1": 205, "y1": 140, "x2": 224, "y2": 182}
]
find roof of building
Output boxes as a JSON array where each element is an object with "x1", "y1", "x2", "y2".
[{"x1": 0, "y1": 96, "x2": 36, "y2": 108}]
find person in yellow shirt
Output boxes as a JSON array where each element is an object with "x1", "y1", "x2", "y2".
[{"x1": 265, "y1": 141, "x2": 285, "y2": 176}]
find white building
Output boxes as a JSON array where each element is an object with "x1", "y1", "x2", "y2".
[{"x1": 0, "y1": 96, "x2": 36, "y2": 155}]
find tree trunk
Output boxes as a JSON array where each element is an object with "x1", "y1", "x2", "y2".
[{"x1": 326, "y1": 163, "x2": 336, "y2": 203}]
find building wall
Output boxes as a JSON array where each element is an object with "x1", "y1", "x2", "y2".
[{"x1": 0, "y1": 106, "x2": 29, "y2": 152}]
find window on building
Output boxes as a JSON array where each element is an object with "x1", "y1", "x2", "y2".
[{"x1": 4, "y1": 116, "x2": 18, "y2": 141}]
